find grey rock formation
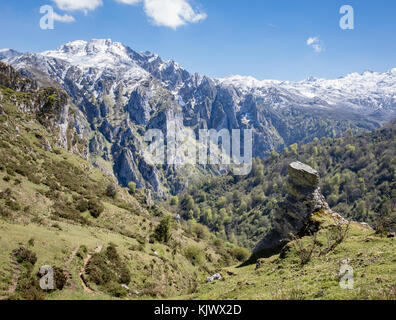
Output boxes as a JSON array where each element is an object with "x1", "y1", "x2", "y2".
[
  {"x1": 206, "y1": 273, "x2": 222, "y2": 283},
  {"x1": 0, "y1": 62, "x2": 86, "y2": 157},
  {"x1": 253, "y1": 161, "x2": 330, "y2": 256}
]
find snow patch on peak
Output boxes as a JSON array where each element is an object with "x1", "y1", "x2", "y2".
[
  {"x1": 0, "y1": 48, "x2": 22, "y2": 60},
  {"x1": 41, "y1": 38, "x2": 139, "y2": 71},
  {"x1": 388, "y1": 68, "x2": 396, "y2": 75},
  {"x1": 218, "y1": 75, "x2": 280, "y2": 90}
]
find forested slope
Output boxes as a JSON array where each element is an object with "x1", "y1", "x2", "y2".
[{"x1": 176, "y1": 121, "x2": 395, "y2": 248}]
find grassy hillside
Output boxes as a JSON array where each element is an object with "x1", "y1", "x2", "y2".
[
  {"x1": 0, "y1": 63, "x2": 394, "y2": 300},
  {"x1": 0, "y1": 71, "x2": 244, "y2": 300},
  {"x1": 175, "y1": 121, "x2": 395, "y2": 248},
  {"x1": 181, "y1": 211, "x2": 396, "y2": 300}
]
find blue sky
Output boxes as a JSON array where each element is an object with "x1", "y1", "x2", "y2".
[{"x1": 1, "y1": 0, "x2": 395, "y2": 81}]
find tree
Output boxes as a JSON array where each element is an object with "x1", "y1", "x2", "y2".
[
  {"x1": 88, "y1": 199, "x2": 104, "y2": 218},
  {"x1": 106, "y1": 184, "x2": 117, "y2": 198},
  {"x1": 203, "y1": 208, "x2": 212, "y2": 225},
  {"x1": 170, "y1": 196, "x2": 179, "y2": 206},
  {"x1": 181, "y1": 195, "x2": 195, "y2": 212},
  {"x1": 216, "y1": 196, "x2": 227, "y2": 209},
  {"x1": 231, "y1": 246, "x2": 250, "y2": 262},
  {"x1": 232, "y1": 190, "x2": 241, "y2": 207},
  {"x1": 271, "y1": 151, "x2": 279, "y2": 160},
  {"x1": 154, "y1": 215, "x2": 172, "y2": 243},
  {"x1": 128, "y1": 181, "x2": 136, "y2": 194},
  {"x1": 76, "y1": 199, "x2": 89, "y2": 212},
  {"x1": 191, "y1": 222, "x2": 209, "y2": 240},
  {"x1": 289, "y1": 143, "x2": 298, "y2": 155},
  {"x1": 194, "y1": 191, "x2": 205, "y2": 203},
  {"x1": 253, "y1": 192, "x2": 266, "y2": 207},
  {"x1": 238, "y1": 200, "x2": 248, "y2": 214}
]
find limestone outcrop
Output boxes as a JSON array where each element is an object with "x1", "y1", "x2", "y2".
[{"x1": 253, "y1": 161, "x2": 332, "y2": 256}]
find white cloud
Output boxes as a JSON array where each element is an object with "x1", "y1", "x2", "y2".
[
  {"x1": 306, "y1": 36, "x2": 324, "y2": 53},
  {"x1": 50, "y1": 0, "x2": 206, "y2": 29},
  {"x1": 306, "y1": 37, "x2": 318, "y2": 46},
  {"x1": 51, "y1": 0, "x2": 103, "y2": 13},
  {"x1": 115, "y1": 0, "x2": 141, "y2": 4},
  {"x1": 116, "y1": 0, "x2": 207, "y2": 29},
  {"x1": 144, "y1": 0, "x2": 206, "y2": 29},
  {"x1": 53, "y1": 12, "x2": 76, "y2": 23}
]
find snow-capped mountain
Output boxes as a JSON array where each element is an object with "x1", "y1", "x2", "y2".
[
  {"x1": 1, "y1": 39, "x2": 394, "y2": 195},
  {"x1": 219, "y1": 69, "x2": 396, "y2": 115},
  {"x1": 4, "y1": 39, "x2": 394, "y2": 118}
]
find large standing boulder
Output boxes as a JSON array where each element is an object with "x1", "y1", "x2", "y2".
[{"x1": 253, "y1": 162, "x2": 330, "y2": 257}]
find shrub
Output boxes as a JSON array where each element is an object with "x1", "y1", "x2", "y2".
[
  {"x1": 231, "y1": 246, "x2": 250, "y2": 262},
  {"x1": 105, "y1": 243, "x2": 120, "y2": 262},
  {"x1": 375, "y1": 213, "x2": 396, "y2": 235},
  {"x1": 213, "y1": 238, "x2": 223, "y2": 247},
  {"x1": 13, "y1": 247, "x2": 37, "y2": 265},
  {"x1": 191, "y1": 223, "x2": 209, "y2": 240},
  {"x1": 52, "y1": 199, "x2": 90, "y2": 225},
  {"x1": 105, "y1": 281, "x2": 128, "y2": 298},
  {"x1": 86, "y1": 253, "x2": 112, "y2": 285},
  {"x1": 28, "y1": 238, "x2": 35, "y2": 247},
  {"x1": 6, "y1": 200, "x2": 21, "y2": 211},
  {"x1": 153, "y1": 215, "x2": 172, "y2": 243},
  {"x1": 184, "y1": 245, "x2": 204, "y2": 265},
  {"x1": 76, "y1": 199, "x2": 89, "y2": 212},
  {"x1": 88, "y1": 199, "x2": 104, "y2": 218},
  {"x1": 170, "y1": 196, "x2": 179, "y2": 206},
  {"x1": 76, "y1": 245, "x2": 88, "y2": 259},
  {"x1": 320, "y1": 222, "x2": 350, "y2": 255},
  {"x1": 289, "y1": 233, "x2": 318, "y2": 265},
  {"x1": 86, "y1": 244, "x2": 130, "y2": 290},
  {"x1": 106, "y1": 184, "x2": 117, "y2": 198},
  {"x1": 119, "y1": 266, "x2": 131, "y2": 285},
  {"x1": 128, "y1": 181, "x2": 136, "y2": 194},
  {"x1": 53, "y1": 267, "x2": 67, "y2": 290},
  {"x1": 12, "y1": 274, "x2": 45, "y2": 300},
  {"x1": 0, "y1": 205, "x2": 12, "y2": 218}
]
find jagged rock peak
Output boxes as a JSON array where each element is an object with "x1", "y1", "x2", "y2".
[
  {"x1": 253, "y1": 161, "x2": 330, "y2": 256},
  {"x1": 288, "y1": 161, "x2": 320, "y2": 188},
  {"x1": 57, "y1": 39, "x2": 125, "y2": 54},
  {"x1": 0, "y1": 61, "x2": 38, "y2": 92}
]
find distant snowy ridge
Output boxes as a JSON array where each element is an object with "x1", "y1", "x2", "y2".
[
  {"x1": 2, "y1": 38, "x2": 395, "y2": 115},
  {"x1": 219, "y1": 69, "x2": 396, "y2": 111}
]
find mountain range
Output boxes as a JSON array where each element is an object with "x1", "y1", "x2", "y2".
[{"x1": 1, "y1": 39, "x2": 395, "y2": 196}]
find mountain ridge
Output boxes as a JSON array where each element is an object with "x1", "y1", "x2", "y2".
[
  {"x1": 3, "y1": 38, "x2": 396, "y2": 116},
  {"x1": 1, "y1": 39, "x2": 394, "y2": 196}
]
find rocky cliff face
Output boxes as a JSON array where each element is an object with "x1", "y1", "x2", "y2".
[
  {"x1": 1, "y1": 39, "x2": 391, "y2": 196},
  {"x1": 0, "y1": 62, "x2": 38, "y2": 92},
  {"x1": 253, "y1": 161, "x2": 339, "y2": 256},
  {"x1": 0, "y1": 62, "x2": 86, "y2": 157}
]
